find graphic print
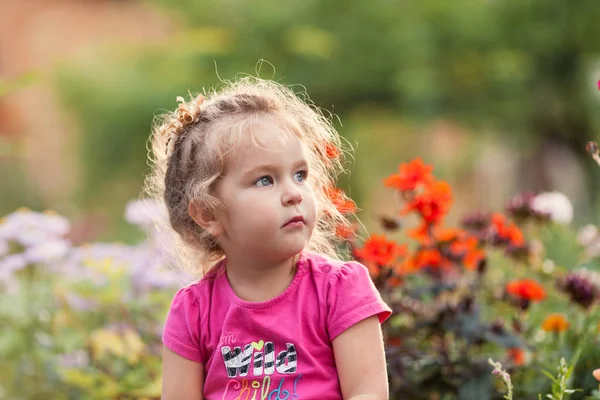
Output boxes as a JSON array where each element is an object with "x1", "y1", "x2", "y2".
[{"x1": 220, "y1": 339, "x2": 302, "y2": 399}]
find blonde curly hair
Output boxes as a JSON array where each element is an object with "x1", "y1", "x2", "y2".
[{"x1": 144, "y1": 77, "x2": 354, "y2": 275}]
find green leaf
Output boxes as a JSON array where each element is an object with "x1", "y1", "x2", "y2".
[{"x1": 542, "y1": 370, "x2": 558, "y2": 383}]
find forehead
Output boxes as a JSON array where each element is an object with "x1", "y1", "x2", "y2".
[{"x1": 224, "y1": 116, "x2": 306, "y2": 172}]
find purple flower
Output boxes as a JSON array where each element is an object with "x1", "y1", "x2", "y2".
[
  {"x1": 59, "y1": 243, "x2": 135, "y2": 284},
  {"x1": 505, "y1": 192, "x2": 551, "y2": 222},
  {"x1": 0, "y1": 254, "x2": 27, "y2": 280},
  {"x1": 0, "y1": 209, "x2": 70, "y2": 247},
  {"x1": 461, "y1": 212, "x2": 491, "y2": 231},
  {"x1": 128, "y1": 242, "x2": 188, "y2": 291},
  {"x1": 24, "y1": 239, "x2": 71, "y2": 264},
  {"x1": 0, "y1": 239, "x2": 8, "y2": 257},
  {"x1": 557, "y1": 269, "x2": 600, "y2": 309},
  {"x1": 125, "y1": 199, "x2": 166, "y2": 228}
]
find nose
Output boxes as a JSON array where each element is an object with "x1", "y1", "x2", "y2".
[{"x1": 281, "y1": 181, "x2": 303, "y2": 206}]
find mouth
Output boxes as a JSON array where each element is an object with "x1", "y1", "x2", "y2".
[{"x1": 283, "y1": 216, "x2": 305, "y2": 228}]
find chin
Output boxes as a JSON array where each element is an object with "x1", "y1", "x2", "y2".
[{"x1": 273, "y1": 242, "x2": 308, "y2": 260}]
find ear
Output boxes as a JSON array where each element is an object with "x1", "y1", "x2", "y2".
[{"x1": 188, "y1": 200, "x2": 223, "y2": 237}]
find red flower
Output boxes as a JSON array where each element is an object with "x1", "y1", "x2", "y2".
[
  {"x1": 508, "y1": 347, "x2": 525, "y2": 366},
  {"x1": 506, "y1": 279, "x2": 546, "y2": 302},
  {"x1": 384, "y1": 158, "x2": 433, "y2": 192},
  {"x1": 402, "y1": 181, "x2": 453, "y2": 225},
  {"x1": 324, "y1": 186, "x2": 357, "y2": 214},
  {"x1": 354, "y1": 235, "x2": 406, "y2": 266}
]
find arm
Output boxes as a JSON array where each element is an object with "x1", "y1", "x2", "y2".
[
  {"x1": 332, "y1": 316, "x2": 389, "y2": 400},
  {"x1": 162, "y1": 345, "x2": 204, "y2": 400}
]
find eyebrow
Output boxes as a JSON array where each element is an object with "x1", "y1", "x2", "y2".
[{"x1": 241, "y1": 160, "x2": 308, "y2": 180}]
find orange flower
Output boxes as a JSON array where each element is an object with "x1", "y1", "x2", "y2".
[
  {"x1": 402, "y1": 181, "x2": 452, "y2": 225},
  {"x1": 407, "y1": 221, "x2": 431, "y2": 243},
  {"x1": 541, "y1": 314, "x2": 569, "y2": 333},
  {"x1": 449, "y1": 236, "x2": 486, "y2": 270},
  {"x1": 396, "y1": 256, "x2": 419, "y2": 275},
  {"x1": 491, "y1": 213, "x2": 525, "y2": 247},
  {"x1": 412, "y1": 248, "x2": 451, "y2": 271},
  {"x1": 335, "y1": 223, "x2": 357, "y2": 239},
  {"x1": 324, "y1": 186, "x2": 357, "y2": 214},
  {"x1": 410, "y1": 225, "x2": 464, "y2": 245},
  {"x1": 384, "y1": 158, "x2": 433, "y2": 192},
  {"x1": 463, "y1": 248, "x2": 486, "y2": 270},
  {"x1": 408, "y1": 226, "x2": 485, "y2": 270},
  {"x1": 435, "y1": 227, "x2": 465, "y2": 243},
  {"x1": 324, "y1": 142, "x2": 341, "y2": 159},
  {"x1": 353, "y1": 235, "x2": 407, "y2": 266},
  {"x1": 508, "y1": 347, "x2": 525, "y2": 366},
  {"x1": 506, "y1": 279, "x2": 546, "y2": 302}
]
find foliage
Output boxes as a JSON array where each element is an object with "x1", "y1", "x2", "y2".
[
  {"x1": 339, "y1": 158, "x2": 600, "y2": 399},
  {"x1": 0, "y1": 201, "x2": 185, "y2": 399},
  {"x1": 2, "y1": 159, "x2": 600, "y2": 399}
]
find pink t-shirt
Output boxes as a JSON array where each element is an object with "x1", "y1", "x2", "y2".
[{"x1": 162, "y1": 250, "x2": 392, "y2": 400}]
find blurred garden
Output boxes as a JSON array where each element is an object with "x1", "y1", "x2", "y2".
[{"x1": 3, "y1": 0, "x2": 600, "y2": 398}]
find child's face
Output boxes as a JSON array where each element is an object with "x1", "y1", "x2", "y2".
[{"x1": 212, "y1": 118, "x2": 318, "y2": 263}]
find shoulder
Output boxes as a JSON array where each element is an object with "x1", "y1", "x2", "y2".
[
  {"x1": 301, "y1": 251, "x2": 371, "y2": 284},
  {"x1": 303, "y1": 251, "x2": 392, "y2": 339},
  {"x1": 170, "y1": 264, "x2": 224, "y2": 306}
]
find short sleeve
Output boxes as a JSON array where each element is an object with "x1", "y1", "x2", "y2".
[
  {"x1": 326, "y1": 261, "x2": 392, "y2": 340},
  {"x1": 162, "y1": 287, "x2": 204, "y2": 363}
]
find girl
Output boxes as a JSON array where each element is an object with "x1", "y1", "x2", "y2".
[{"x1": 146, "y1": 77, "x2": 391, "y2": 400}]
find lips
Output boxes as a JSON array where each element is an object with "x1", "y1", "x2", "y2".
[{"x1": 283, "y1": 216, "x2": 304, "y2": 227}]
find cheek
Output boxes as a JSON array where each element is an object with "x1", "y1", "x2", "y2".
[
  {"x1": 304, "y1": 190, "x2": 318, "y2": 217},
  {"x1": 231, "y1": 197, "x2": 277, "y2": 225}
]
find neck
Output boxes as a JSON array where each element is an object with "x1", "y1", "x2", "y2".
[{"x1": 224, "y1": 253, "x2": 300, "y2": 302}]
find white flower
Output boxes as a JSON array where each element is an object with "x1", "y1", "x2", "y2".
[
  {"x1": 586, "y1": 239, "x2": 600, "y2": 258},
  {"x1": 578, "y1": 224, "x2": 598, "y2": 247},
  {"x1": 531, "y1": 191, "x2": 573, "y2": 225}
]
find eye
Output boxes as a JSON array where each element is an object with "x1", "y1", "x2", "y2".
[
  {"x1": 294, "y1": 170, "x2": 308, "y2": 182},
  {"x1": 254, "y1": 176, "x2": 274, "y2": 187}
]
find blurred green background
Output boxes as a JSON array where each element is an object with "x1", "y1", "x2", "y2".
[{"x1": 2, "y1": 0, "x2": 600, "y2": 247}]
